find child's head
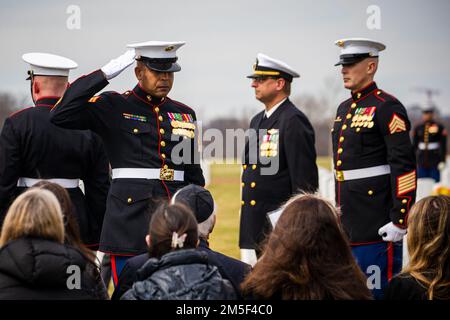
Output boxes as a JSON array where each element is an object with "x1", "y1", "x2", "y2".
[{"x1": 146, "y1": 201, "x2": 198, "y2": 259}]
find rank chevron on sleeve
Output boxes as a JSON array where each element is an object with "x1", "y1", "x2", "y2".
[{"x1": 388, "y1": 113, "x2": 406, "y2": 134}]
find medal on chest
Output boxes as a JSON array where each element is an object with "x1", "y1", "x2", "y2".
[
  {"x1": 351, "y1": 106, "x2": 376, "y2": 129},
  {"x1": 168, "y1": 112, "x2": 196, "y2": 138},
  {"x1": 260, "y1": 129, "x2": 279, "y2": 157}
]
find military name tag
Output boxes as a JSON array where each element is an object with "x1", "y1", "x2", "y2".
[
  {"x1": 260, "y1": 129, "x2": 279, "y2": 157},
  {"x1": 122, "y1": 113, "x2": 147, "y2": 122}
]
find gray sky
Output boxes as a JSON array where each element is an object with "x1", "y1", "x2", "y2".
[{"x1": 1, "y1": 0, "x2": 449, "y2": 121}]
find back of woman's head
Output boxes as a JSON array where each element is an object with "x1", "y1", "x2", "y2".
[
  {"x1": 148, "y1": 201, "x2": 198, "y2": 259},
  {"x1": 31, "y1": 181, "x2": 96, "y2": 264},
  {"x1": 32, "y1": 181, "x2": 81, "y2": 245},
  {"x1": 0, "y1": 189, "x2": 64, "y2": 246},
  {"x1": 404, "y1": 195, "x2": 450, "y2": 299},
  {"x1": 242, "y1": 193, "x2": 372, "y2": 300}
]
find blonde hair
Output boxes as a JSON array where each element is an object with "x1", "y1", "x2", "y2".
[
  {"x1": 0, "y1": 189, "x2": 65, "y2": 246},
  {"x1": 402, "y1": 195, "x2": 450, "y2": 300}
]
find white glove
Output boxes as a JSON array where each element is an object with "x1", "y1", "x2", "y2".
[
  {"x1": 378, "y1": 222, "x2": 407, "y2": 242},
  {"x1": 438, "y1": 162, "x2": 446, "y2": 171},
  {"x1": 101, "y1": 49, "x2": 136, "y2": 80}
]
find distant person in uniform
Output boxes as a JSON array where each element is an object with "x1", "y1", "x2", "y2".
[
  {"x1": 50, "y1": 42, "x2": 205, "y2": 284},
  {"x1": 0, "y1": 53, "x2": 110, "y2": 249},
  {"x1": 240, "y1": 53, "x2": 318, "y2": 259},
  {"x1": 413, "y1": 108, "x2": 447, "y2": 182},
  {"x1": 332, "y1": 38, "x2": 416, "y2": 299}
]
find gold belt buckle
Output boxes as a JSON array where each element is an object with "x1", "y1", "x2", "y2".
[
  {"x1": 336, "y1": 170, "x2": 345, "y2": 182},
  {"x1": 160, "y1": 168, "x2": 174, "y2": 181}
]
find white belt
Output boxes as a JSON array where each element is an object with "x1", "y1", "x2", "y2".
[
  {"x1": 17, "y1": 178, "x2": 80, "y2": 188},
  {"x1": 419, "y1": 142, "x2": 440, "y2": 150},
  {"x1": 112, "y1": 168, "x2": 184, "y2": 182},
  {"x1": 335, "y1": 165, "x2": 391, "y2": 182}
]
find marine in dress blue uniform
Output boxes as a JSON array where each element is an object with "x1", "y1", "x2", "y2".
[
  {"x1": 240, "y1": 54, "x2": 318, "y2": 259},
  {"x1": 0, "y1": 53, "x2": 110, "y2": 248},
  {"x1": 332, "y1": 39, "x2": 417, "y2": 298},
  {"x1": 413, "y1": 108, "x2": 447, "y2": 182},
  {"x1": 50, "y1": 42, "x2": 205, "y2": 283}
]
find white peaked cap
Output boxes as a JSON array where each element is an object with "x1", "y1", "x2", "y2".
[
  {"x1": 22, "y1": 52, "x2": 77, "y2": 78},
  {"x1": 127, "y1": 41, "x2": 185, "y2": 59},
  {"x1": 334, "y1": 38, "x2": 386, "y2": 66},
  {"x1": 248, "y1": 53, "x2": 300, "y2": 79}
]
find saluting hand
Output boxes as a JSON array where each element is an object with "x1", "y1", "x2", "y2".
[{"x1": 101, "y1": 49, "x2": 136, "y2": 80}]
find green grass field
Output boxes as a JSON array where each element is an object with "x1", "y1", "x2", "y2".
[{"x1": 208, "y1": 157, "x2": 331, "y2": 259}]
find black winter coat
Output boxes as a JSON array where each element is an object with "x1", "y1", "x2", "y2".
[
  {"x1": 0, "y1": 237, "x2": 107, "y2": 300},
  {"x1": 121, "y1": 249, "x2": 237, "y2": 300},
  {"x1": 111, "y1": 239, "x2": 250, "y2": 300}
]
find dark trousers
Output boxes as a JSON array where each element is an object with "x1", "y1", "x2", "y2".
[{"x1": 352, "y1": 241, "x2": 403, "y2": 300}]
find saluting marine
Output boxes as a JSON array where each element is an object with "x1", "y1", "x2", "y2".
[
  {"x1": 50, "y1": 42, "x2": 204, "y2": 283},
  {"x1": 0, "y1": 53, "x2": 110, "y2": 248},
  {"x1": 332, "y1": 39, "x2": 416, "y2": 299},
  {"x1": 240, "y1": 53, "x2": 318, "y2": 261},
  {"x1": 413, "y1": 108, "x2": 447, "y2": 182}
]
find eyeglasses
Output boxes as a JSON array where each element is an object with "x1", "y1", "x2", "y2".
[{"x1": 251, "y1": 77, "x2": 277, "y2": 84}]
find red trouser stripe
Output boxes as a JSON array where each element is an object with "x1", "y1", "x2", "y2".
[
  {"x1": 387, "y1": 242, "x2": 394, "y2": 281},
  {"x1": 111, "y1": 255, "x2": 119, "y2": 286}
]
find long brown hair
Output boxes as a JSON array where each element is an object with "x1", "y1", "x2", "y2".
[
  {"x1": 148, "y1": 201, "x2": 198, "y2": 259},
  {"x1": 241, "y1": 193, "x2": 372, "y2": 300},
  {"x1": 32, "y1": 181, "x2": 96, "y2": 263},
  {"x1": 0, "y1": 189, "x2": 64, "y2": 246},
  {"x1": 402, "y1": 195, "x2": 450, "y2": 300}
]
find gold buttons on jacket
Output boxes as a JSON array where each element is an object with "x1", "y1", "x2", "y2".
[
  {"x1": 154, "y1": 107, "x2": 160, "y2": 113},
  {"x1": 336, "y1": 160, "x2": 342, "y2": 167},
  {"x1": 250, "y1": 200, "x2": 256, "y2": 206},
  {"x1": 346, "y1": 113, "x2": 352, "y2": 119},
  {"x1": 163, "y1": 164, "x2": 168, "y2": 169},
  {"x1": 402, "y1": 199, "x2": 407, "y2": 204},
  {"x1": 252, "y1": 164, "x2": 257, "y2": 170},
  {"x1": 133, "y1": 128, "x2": 139, "y2": 134},
  {"x1": 357, "y1": 93, "x2": 361, "y2": 99},
  {"x1": 161, "y1": 153, "x2": 166, "y2": 159},
  {"x1": 401, "y1": 209, "x2": 406, "y2": 213},
  {"x1": 356, "y1": 128, "x2": 361, "y2": 132},
  {"x1": 342, "y1": 124, "x2": 347, "y2": 130},
  {"x1": 127, "y1": 197, "x2": 132, "y2": 203},
  {"x1": 146, "y1": 95, "x2": 152, "y2": 101},
  {"x1": 158, "y1": 115, "x2": 163, "y2": 121},
  {"x1": 251, "y1": 182, "x2": 256, "y2": 188},
  {"x1": 243, "y1": 165, "x2": 247, "y2": 170},
  {"x1": 339, "y1": 136, "x2": 345, "y2": 143},
  {"x1": 241, "y1": 201, "x2": 245, "y2": 206},
  {"x1": 399, "y1": 219, "x2": 404, "y2": 224},
  {"x1": 160, "y1": 128, "x2": 165, "y2": 134},
  {"x1": 351, "y1": 103, "x2": 357, "y2": 109},
  {"x1": 241, "y1": 182, "x2": 245, "y2": 187},
  {"x1": 160, "y1": 141, "x2": 166, "y2": 147},
  {"x1": 338, "y1": 148, "x2": 343, "y2": 154},
  {"x1": 368, "y1": 190, "x2": 374, "y2": 196}
]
